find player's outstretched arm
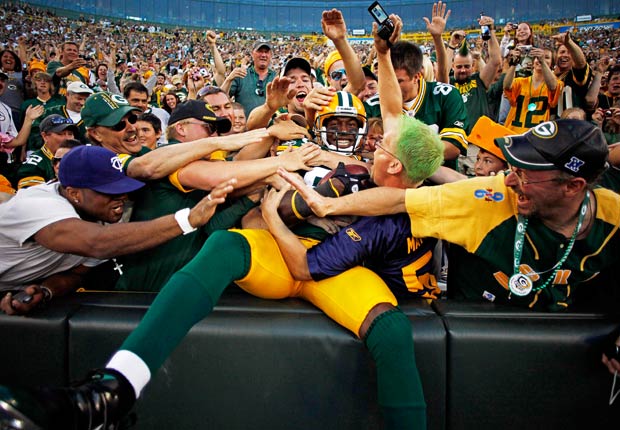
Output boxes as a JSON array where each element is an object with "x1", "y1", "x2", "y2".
[{"x1": 277, "y1": 167, "x2": 407, "y2": 217}]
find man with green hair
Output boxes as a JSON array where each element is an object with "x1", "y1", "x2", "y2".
[{"x1": 0, "y1": 14, "x2": 442, "y2": 430}]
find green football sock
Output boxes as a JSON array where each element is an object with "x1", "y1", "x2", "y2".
[
  {"x1": 120, "y1": 230, "x2": 251, "y2": 374},
  {"x1": 364, "y1": 309, "x2": 427, "y2": 430}
]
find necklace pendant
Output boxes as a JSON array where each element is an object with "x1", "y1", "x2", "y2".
[
  {"x1": 508, "y1": 274, "x2": 533, "y2": 296},
  {"x1": 527, "y1": 102, "x2": 537, "y2": 112}
]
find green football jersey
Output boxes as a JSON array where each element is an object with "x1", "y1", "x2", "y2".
[{"x1": 405, "y1": 174, "x2": 620, "y2": 311}]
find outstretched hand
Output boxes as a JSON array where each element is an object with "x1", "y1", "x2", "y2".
[
  {"x1": 423, "y1": 1, "x2": 451, "y2": 38},
  {"x1": 322, "y1": 9, "x2": 347, "y2": 42},
  {"x1": 188, "y1": 178, "x2": 236, "y2": 228}
]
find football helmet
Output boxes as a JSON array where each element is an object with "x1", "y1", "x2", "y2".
[{"x1": 314, "y1": 91, "x2": 367, "y2": 155}]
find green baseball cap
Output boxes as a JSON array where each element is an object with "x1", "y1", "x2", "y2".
[{"x1": 81, "y1": 92, "x2": 141, "y2": 128}]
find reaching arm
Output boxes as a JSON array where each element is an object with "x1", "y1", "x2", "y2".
[
  {"x1": 479, "y1": 16, "x2": 502, "y2": 89},
  {"x1": 177, "y1": 143, "x2": 321, "y2": 190},
  {"x1": 246, "y1": 77, "x2": 294, "y2": 130},
  {"x1": 424, "y1": 2, "x2": 451, "y2": 84},
  {"x1": 33, "y1": 179, "x2": 236, "y2": 259},
  {"x1": 374, "y1": 14, "x2": 404, "y2": 128},
  {"x1": 206, "y1": 31, "x2": 227, "y2": 87},
  {"x1": 322, "y1": 9, "x2": 366, "y2": 96},
  {"x1": 125, "y1": 129, "x2": 270, "y2": 179}
]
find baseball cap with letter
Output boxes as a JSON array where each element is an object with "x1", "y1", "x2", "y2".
[
  {"x1": 81, "y1": 92, "x2": 141, "y2": 128},
  {"x1": 66, "y1": 81, "x2": 94, "y2": 95},
  {"x1": 496, "y1": 119, "x2": 608, "y2": 180},
  {"x1": 169, "y1": 100, "x2": 231, "y2": 134},
  {"x1": 58, "y1": 145, "x2": 145, "y2": 194}
]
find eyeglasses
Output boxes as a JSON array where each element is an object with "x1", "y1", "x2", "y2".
[
  {"x1": 506, "y1": 168, "x2": 566, "y2": 186},
  {"x1": 52, "y1": 157, "x2": 63, "y2": 165},
  {"x1": 255, "y1": 80, "x2": 265, "y2": 97},
  {"x1": 109, "y1": 114, "x2": 138, "y2": 132},
  {"x1": 376, "y1": 141, "x2": 403, "y2": 165},
  {"x1": 330, "y1": 69, "x2": 347, "y2": 81},
  {"x1": 184, "y1": 121, "x2": 215, "y2": 135}
]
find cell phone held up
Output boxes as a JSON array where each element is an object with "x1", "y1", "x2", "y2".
[{"x1": 368, "y1": 1, "x2": 394, "y2": 42}]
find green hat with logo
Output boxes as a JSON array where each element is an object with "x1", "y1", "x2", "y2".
[{"x1": 81, "y1": 92, "x2": 140, "y2": 128}]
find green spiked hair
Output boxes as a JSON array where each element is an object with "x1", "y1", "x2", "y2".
[
  {"x1": 457, "y1": 40, "x2": 470, "y2": 58},
  {"x1": 393, "y1": 116, "x2": 444, "y2": 184}
]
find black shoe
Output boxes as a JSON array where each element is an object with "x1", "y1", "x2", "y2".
[{"x1": 0, "y1": 368, "x2": 136, "y2": 430}]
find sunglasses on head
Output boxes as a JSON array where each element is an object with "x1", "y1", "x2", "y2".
[
  {"x1": 255, "y1": 80, "x2": 265, "y2": 97},
  {"x1": 109, "y1": 113, "x2": 138, "y2": 132},
  {"x1": 198, "y1": 85, "x2": 223, "y2": 98},
  {"x1": 49, "y1": 117, "x2": 74, "y2": 126},
  {"x1": 330, "y1": 69, "x2": 347, "y2": 81}
]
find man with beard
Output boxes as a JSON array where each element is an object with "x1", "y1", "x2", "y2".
[{"x1": 445, "y1": 15, "x2": 501, "y2": 133}]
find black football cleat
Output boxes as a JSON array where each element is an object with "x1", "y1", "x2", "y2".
[{"x1": 0, "y1": 368, "x2": 136, "y2": 430}]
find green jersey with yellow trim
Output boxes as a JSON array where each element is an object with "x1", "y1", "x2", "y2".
[
  {"x1": 450, "y1": 72, "x2": 489, "y2": 133},
  {"x1": 404, "y1": 173, "x2": 620, "y2": 311},
  {"x1": 363, "y1": 94, "x2": 381, "y2": 119},
  {"x1": 16, "y1": 144, "x2": 55, "y2": 189},
  {"x1": 115, "y1": 143, "x2": 257, "y2": 292},
  {"x1": 402, "y1": 79, "x2": 468, "y2": 155}
]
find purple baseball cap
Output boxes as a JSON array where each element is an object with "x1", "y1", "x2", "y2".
[{"x1": 58, "y1": 145, "x2": 145, "y2": 194}]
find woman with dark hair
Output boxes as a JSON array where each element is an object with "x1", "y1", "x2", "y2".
[
  {"x1": 501, "y1": 22, "x2": 534, "y2": 57},
  {"x1": 162, "y1": 91, "x2": 179, "y2": 114},
  {"x1": 0, "y1": 50, "x2": 25, "y2": 126}
]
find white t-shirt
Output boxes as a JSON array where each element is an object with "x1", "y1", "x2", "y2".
[{"x1": 0, "y1": 182, "x2": 101, "y2": 290}]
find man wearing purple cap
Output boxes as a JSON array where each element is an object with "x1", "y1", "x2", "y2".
[{"x1": 0, "y1": 145, "x2": 235, "y2": 315}]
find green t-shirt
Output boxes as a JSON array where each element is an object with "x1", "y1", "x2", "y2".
[
  {"x1": 451, "y1": 72, "x2": 489, "y2": 133},
  {"x1": 114, "y1": 143, "x2": 258, "y2": 292},
  {"x1": 229, "y1": 66, "x2": 276, "y2": 117}
]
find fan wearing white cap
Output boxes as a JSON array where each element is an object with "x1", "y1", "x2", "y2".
[{"x1": 26, "y1": 81, "x2": 94, "y2": 153}]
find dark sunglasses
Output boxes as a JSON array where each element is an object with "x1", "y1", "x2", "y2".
[
  {"x1": 330, "y1": 69, "x2": 347, "y2": 81},
  {"x1": 52, "y1": 157, "x2": 63, "y2": 165},
  {"x1": 109, "y1": 113, "x2": 138, "y2": 132},
  {"x1": 255, "y1": 80, "x2": 265, "y2": 97}
]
